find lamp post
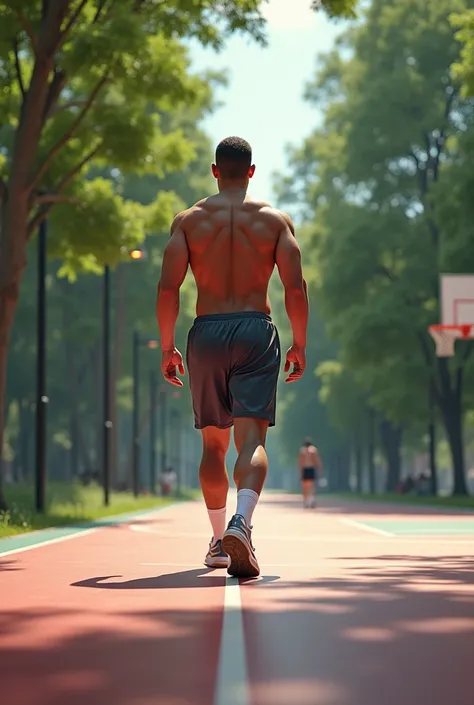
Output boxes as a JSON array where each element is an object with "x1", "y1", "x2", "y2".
[
  {"x1": 132, "y1": 333, "x2": 159, "y2": 496},
  {"x1": 175, "y1": 408, "x2": 182, "y2": 497},
  {"x1": 35, "y1": 219, "x2": 48, "y2": 512},
  {"x1": 103, "y1": 264, "x2": 111, "y2": 506},
  {"x1": 149, "y1": 369, "x2": 157, "y2": 494},
  {"x1": 159, "y1": 385, "x2": 168, "y2": 479},
  {"x1": 102, "y1": 246, "x2": 146, "y2": 506},
  {"x1": 170, "y1": 391, "x2": 182, "y2": 497}
]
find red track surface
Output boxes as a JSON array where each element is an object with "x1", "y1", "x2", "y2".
[{"x1": 1, "y1": 493, "x2": 473, "y2": 705}]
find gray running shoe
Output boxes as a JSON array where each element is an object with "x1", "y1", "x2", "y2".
[
  {"x1": 204, "y1": 538, "x2": 229, "y2": 568},
  {"x1": 222, "y1": 514, "x2": 260, "y2": 578}
]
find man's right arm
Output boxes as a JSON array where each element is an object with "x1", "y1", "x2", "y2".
[{"x1": 274, "y1": 214, "x2": 309, "y2": 350}]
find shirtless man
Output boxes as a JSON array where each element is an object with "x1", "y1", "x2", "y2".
[
  {"x1": 298, "y1": 438, "x2": 323, "y2": 508},
  {"x1": 156, "y1": 136, "x2": 308, "y2": 578}
]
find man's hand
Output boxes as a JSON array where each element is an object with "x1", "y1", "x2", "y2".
[
  {"x1": 161, "y1": 348, "x2": 185, "y2": 386},
  {"x1": 284, "y1": 344, "x2": 306, "y2": 383}
]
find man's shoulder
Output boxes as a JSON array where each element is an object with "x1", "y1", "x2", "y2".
[
  {"x1": 253, "y1": 203, "x2": 295, "y2": 233},
  {"x1": 171, "y1": 200, "x2": 208, "y2": 231},
  {"x1": 275, "y1": 209, "x2": 295, "y2": 235},
  {"x1": 171, "y1": 208, "x2": 190, "y2": 232}
]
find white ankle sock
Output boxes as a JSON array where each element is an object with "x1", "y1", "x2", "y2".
[
  {"x1": 207, "y1": 506, "x2": 226, "y2": 541},
  {"x1": 236, "y1": 489, "x2": 259, "y2": 525}
]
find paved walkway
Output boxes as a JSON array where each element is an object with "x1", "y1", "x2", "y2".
[{"x1": 1, "y1": 493, "x2": 473, "y2": 705}]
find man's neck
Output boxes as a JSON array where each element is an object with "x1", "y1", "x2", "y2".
[{"x1": 218, "y1": 182, "x2": 248, "y2": 199}]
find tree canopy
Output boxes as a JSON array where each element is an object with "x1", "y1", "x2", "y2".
[{"x1": 275, "y1": 0, "x2": 474, "y2": 494}]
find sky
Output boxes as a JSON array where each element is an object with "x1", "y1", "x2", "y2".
[{"x1": 186, "y1": 0, "x2": 346, "y2": 204}]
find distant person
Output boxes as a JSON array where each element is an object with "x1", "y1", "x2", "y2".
[
  {"x1": 298, "y1": 438, "x2": 323, "y2": 508},
  {"x1": 402, "y1": 475, "x2": 415, "y2": 495},
  {"x1": 160, "y1": 467, "x2": 177, "y2": 496},
  {"x1": 416, "y1": 470, "x2": 431, "y2": 497},
  {"x1": 156, "y1": 136, "x2": 308, "y2": 577}
]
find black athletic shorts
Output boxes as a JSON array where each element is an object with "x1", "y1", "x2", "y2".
[
  {"x1": 186, "y1": 311, "x2": 281, "y2": 430},
  {"x1": 302, "y1": 467, "x2": 316, "y2": 482}
]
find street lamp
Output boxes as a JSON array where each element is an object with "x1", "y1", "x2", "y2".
[
  {"x1": 103, "y1": 264, "x2": 112, "y2": 506},
  {"x1": 103, "y1": 245, "x2": 147, "y2": 506},
  {"x1": 35, "y1": 218, "x2": 48, "y2": 513},
  {"x1": 132, "y1": 333, "x2": 159, "y2": 496},
  {"x1": 159, "y1": 385, "x2": 168, "y2": 482},
  {"x1": 129, "y1": 246, "x2": 146, "y2": 261},
  {"x1": 149, "y1": 370, "x2": 157, "y2": 494},
  {"x1": 170, "y1": 391, "x2": 182, "y2": 497}
]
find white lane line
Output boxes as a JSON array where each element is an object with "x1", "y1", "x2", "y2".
[
  {"x1": 214, "y1": 577, "x2": 250, "y2": 705},
  {"x1": 339, "y1": 517, "x2": 395, "y2": 537},
  {"x1": 0, "y1": 503, "x2": 187, "y2": 558},
  {"x1": 141, "y1": 562, "x2": 320, "y2": 568},
  {"x1": 131, "y1": 525, "x2": 393, "y2": 542}
]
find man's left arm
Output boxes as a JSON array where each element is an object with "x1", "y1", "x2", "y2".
[{"x1": 156, "y1": 212, "x2": 189, "y2": 371}]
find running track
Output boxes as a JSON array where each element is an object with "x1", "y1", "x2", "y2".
[{"x1": 1, "y1": 493, "x2": 474, "y2": 705}]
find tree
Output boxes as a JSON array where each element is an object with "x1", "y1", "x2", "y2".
[
  {"x1": 312, "y1": 0, "x2": 359, "y2": 19},
  {"x1": 3, "y1": 95, "x2": 219, "y2": 489},
  {"x1": 0, "y1": 0, "x2": 373, "y2": 509},
  {"x1": 317, "y1": 360, "x2": 366, "y2": 491},
  {"x1": 0, "y1": 0, "x2": 276, "y2": 508},
  {"x1": 278, "y1": 0, "x2": 474, "y2": 494},
  {"x1": 451, "y1": 9, "x2": 474, "y2": 95}
]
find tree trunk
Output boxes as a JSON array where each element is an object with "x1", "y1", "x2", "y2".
[
  {"x1": 0, "y1": 272, "x2": 24, "y2": 510},
  {"x1": 428, "y1": 419, "x2": 437, "y2": 496},
  {"x1": 110, "y1": 265, "x2": 126, "y2": 489},
  {"x1": 440, "y1": 394, "x2": 466, "y2": 495},
  {"x1": 325, "y1": 453, "x2": 335, "y2": 491},
  {"x1": 19, "y1": 401, "x2": 31, "y2": 481},
  {"x1": 427, "y1": 379, "x2": 437, "y2": 495},
  {"x1": 331, "y1": 453, "x2": 339, "y2": 492},
  {"x1": 436, "y1": 358, "x2": 467, "y2": 496},
  {"x1": 338, "y1": 445, "x2": 351, "y2": 492},
  {"x1": 380, "y1": 419, "x2": 402, "y2": 492},
  {"x1": 355, "y1": 442, "x2": 363, "y2": 493},
  {"x1": 0, "y1": 14, "x2": 72, "y2": 504},
  {"x1": 77, "y1": 420, "x2": 94, "y2": 475},
  {"x1": 368, "y1": 410, "x2": 376, "y2": 494},
  {"x1": 70, "y1": 411, "x2": 79, "y2": 478}
]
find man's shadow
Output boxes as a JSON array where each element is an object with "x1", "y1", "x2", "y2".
[{"x1": 71, "y1": 568, "x2": 280, "y2": 590}]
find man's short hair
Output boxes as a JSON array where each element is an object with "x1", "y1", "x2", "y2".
[
  {"x1": 215, "y1": 136, "x2": 252, "y2": 179},
  {"x1": 304, "y1": 437, "x2": 313, "y2": 447}
]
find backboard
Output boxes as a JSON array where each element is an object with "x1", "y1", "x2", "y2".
[
  {"x1": 441, "y1": 274, "x2": 474, "y2": 326},
  {"x1": 428, "y1": 274, "x2": 474, "y2": 357}
]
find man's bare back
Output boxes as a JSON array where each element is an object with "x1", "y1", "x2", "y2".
[
  {"x1": 156, "y1": 189, "x2": 308, "y2": 387},
  {"x1": 173, "y1": 191, "x2": 296, "y2": 317}
]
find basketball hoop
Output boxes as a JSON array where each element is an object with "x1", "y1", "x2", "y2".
[{"x1": 428, "y1": 324, "x2": 473, "y2": 357}]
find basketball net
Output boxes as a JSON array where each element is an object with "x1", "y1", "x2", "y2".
[{"x1": 428, "y1": 324, "x2": 472, "y2": 357}]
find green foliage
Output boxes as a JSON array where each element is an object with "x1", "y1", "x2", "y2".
[
  {"x1": 312, "y1": 0, "x2": 359, "y2": 19},
  {"x1": 317, "y1": 359, "x2": 368, "y2": 435},
  {"x1": 0, "y1": 0, "x2": 273, "y2": 482},
  {"x1": 276, "y1": 0, "x2": 474, "y2": 482},
  {"x1": 0, "y1": 0, "x2": 269, "y2": 272},
  {"x1": 4, "y1": 98, "x2": 215, "y2": 483},
  {"x1": 451, "y1": 9, "x2": 474, "y2": 96},
  {"x1": 0, "y1": 481, "x2": 189, "y2": 537}
]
